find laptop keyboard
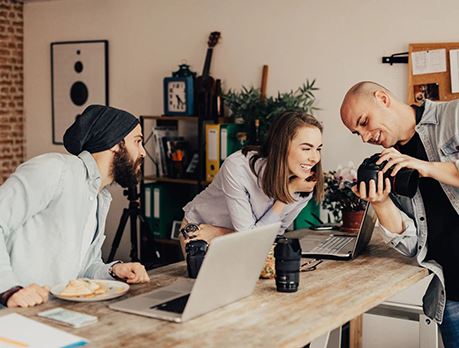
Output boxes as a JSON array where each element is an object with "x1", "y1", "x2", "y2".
[
  {"x1": 310, "y1": 236, "x2": 353, "y2": 254},
  {"x1": 151, "y1": 294, "x2": 190, "y2": 314}
]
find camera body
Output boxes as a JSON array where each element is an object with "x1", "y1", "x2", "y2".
[
  {"x1": 185, "y1": 239, "x2": 208, "y2": 279},
  {"x1": 274, "y1": 236, "x2": 301, "y2": 293},
  {"x1": 357, "y1": 153, "x2": 419, "y2": 198}
]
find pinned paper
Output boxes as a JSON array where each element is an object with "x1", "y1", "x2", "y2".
[{"x1": 411, "y1": 49, "x2": 447, "y2": 75}]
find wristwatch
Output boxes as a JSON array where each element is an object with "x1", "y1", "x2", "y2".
[
  {"x1": 180, "y1": 223, "x2": 200, "y2": 239},
  {"x1": 108, "y1": 261, "x2": 124, "y2": 279},
  {"x1": 0, "y1": 285, "x2": 23, "y2": 306}
]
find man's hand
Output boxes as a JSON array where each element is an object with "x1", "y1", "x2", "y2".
[
  {"x1": 352, "y1": 171, "x2": 392, "y2": 206},
  {"x1": 378, "y1": 147, "x2": 431, "y2": 178},
  {"x1": 7, "y1": 284, "x2": 49, "y2": 308},
  {"x1": 112, "y1": 262, "x2": 150, "y2": 284}
]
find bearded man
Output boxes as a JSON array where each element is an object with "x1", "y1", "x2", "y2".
[{"x1": 0, "y1": 105, "x2": 150, "y2": 308}]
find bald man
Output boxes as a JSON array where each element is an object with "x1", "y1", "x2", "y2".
[{"x1": 340, "y1": 81, "x2": 459, "y2": 347}]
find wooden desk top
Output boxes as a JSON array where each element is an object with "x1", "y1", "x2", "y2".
[{"x1": 4, "y1": 234, "x2": 428, "y2": 348}]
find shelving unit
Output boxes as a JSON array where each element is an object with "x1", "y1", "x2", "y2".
[{"x1": 138, "y1": 114, "x2": 208, "y2": 267}]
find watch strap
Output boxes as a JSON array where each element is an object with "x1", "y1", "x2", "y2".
[
  {"x1": 0, "y1": 285, "x2": 23, "y2": 306},
  {"x1": 108, "y1": 261, "x2": 124, "y2": 279}
]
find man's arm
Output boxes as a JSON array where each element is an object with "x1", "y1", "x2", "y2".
[
  {"x1": 423, "y1": 161, "x2": 459, "y2": 188},
  {"x1": 379, "y1": 148, "x2": 459, "y2": 188},
  {"x1": 0, "y1": 155, "x2": 64, "y2": 305},
  {"x1": 353, "y1": 171, "x2": 418, "y2": 256}
]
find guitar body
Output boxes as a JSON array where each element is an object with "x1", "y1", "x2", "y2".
[
  {"x1": 195, "y1": 32, "x2": 220, "y2": 121},
  {"x1": 196, "y1": 75, "x2": 216, "y2": 120}
]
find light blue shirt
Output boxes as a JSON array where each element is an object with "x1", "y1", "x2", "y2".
[
  {"x1": 0, "y1": 151, "x2": 116, "y2": 293},
  {"x1": 378, "y1": 100, "x2": 459, "y2": 324},
  {"x1": 183, "y1": 150, "x2": 312, "y2": 232}
]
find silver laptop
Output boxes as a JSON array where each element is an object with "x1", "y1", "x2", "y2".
[
  {"x1": 299, "y1": 203, "x2": 377, "y2": 260},
  {"x1": 109, "y1": 222, "x2": 280, "y2": 322}
]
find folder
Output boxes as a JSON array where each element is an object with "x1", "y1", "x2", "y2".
[
  {"x1": 220, "y1": 123, "x2": 243, "y2": 164},
  {"x1": 144, "y1": 183, "x2": 191, "y2": 239},
  {"x1": 205, "y1": 123, "x2": 220, "y2": 182}
]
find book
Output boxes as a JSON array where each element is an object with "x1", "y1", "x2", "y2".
[
  {"x1": 152, "y1": 126, "x2": 178, "y2": 177},
  {"x1": 0, "y1": 313, "x2": 88, "y2": 347}
]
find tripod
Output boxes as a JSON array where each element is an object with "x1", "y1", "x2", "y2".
[{"x1": 107, "y1": 185, "x2": 159, "y2": 263}]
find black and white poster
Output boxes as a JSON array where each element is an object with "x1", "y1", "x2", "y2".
[{"x1": 51, "y1": 40, "x2": 108, "y2": 144}]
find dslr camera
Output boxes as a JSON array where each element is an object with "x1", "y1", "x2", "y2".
[
  {"x1": 274, "y1": 236, "x2": 302, "y2": 292},
  {"x1": 357, "y1": 153, "x2": 419, "y2": 198}
]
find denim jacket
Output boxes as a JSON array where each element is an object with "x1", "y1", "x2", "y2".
[
  {"x1": 0, "y1": 151, "x2": 116, "y2": 293},
  {"x1": 379, "y1": 100, "x2": 459, "y2": 324}
]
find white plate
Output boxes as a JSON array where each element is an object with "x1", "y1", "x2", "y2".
[{"x1": 50, "y1": 279, "x2": 129, "y2": 302}]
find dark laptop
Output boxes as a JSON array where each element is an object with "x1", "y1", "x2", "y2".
[{"x1": 298, "y1": 203, "x2": 377, "y2": 260}]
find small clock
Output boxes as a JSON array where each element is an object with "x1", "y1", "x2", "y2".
[{"x1": 163, "y1": 65, "x2": 195, "y2": 116}]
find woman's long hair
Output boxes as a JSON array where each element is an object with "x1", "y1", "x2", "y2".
[{"x1": 242, "y1": 111, "x2": 324, "y2": 204}]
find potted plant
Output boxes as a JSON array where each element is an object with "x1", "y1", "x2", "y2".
[
  {"x1": 322, "y1": 162, "x2": 367, "y2": 232},
  {"x1": 222, "y1": 79, "x2": 319, "y2": 144}
]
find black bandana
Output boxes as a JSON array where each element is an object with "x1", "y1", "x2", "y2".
[{"x1": 63, "y1": 105, "x2": 139, "y2": 155}]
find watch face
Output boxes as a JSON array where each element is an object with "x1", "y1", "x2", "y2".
[{"x1": 168, "y1": 81, "x2": 186, "y2": 112}]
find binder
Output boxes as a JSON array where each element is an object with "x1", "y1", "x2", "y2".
[
  {"x1": 220, "y1": 123, "x2": 243, "y2": 164},
  {"x1": 205, "y1": 123, "x2": 220, "y2": 182},
  {"x1": 143, "y1": 183, "x2": 191, "y2": 239}
]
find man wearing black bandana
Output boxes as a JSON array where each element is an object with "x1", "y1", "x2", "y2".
[
  {"x1": 0, "y1": 105, "x2": 150, "y2": 308},
  {"x1": 340, "y1": 81, "x2": 459, "y2": 347}
]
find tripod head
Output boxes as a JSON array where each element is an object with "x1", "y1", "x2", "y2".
[{"x1": 123, "y1": 184, "x2": 140, "y2": 202}]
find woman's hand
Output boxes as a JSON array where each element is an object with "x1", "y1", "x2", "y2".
[
  {"x1": 184, "y1": 224, "x2": 232, "y2": 244},
  {"x1": 288, "y1": 174, "x2": 317, "y2": 195},
  {"x1": 352, "y1": 171, "x2": 391, "y2": 207}
]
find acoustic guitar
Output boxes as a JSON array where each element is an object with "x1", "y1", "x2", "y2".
[{"x1": 195, "y1": 31, "x2": 221, "y2": 121}]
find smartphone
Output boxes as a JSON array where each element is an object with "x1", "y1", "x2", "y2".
[
  {"x1": 38, "y1": 307, "x2": 97, "y2": 328},
  {"x1": 311, "y1": 225, "x2": 335, "y2": 231}
]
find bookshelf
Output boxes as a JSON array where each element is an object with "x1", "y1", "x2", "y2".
[{"x1": 138, "y1": 114, "x2": 208, "y2": 266}]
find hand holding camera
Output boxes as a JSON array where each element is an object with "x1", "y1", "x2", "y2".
[{"x1": 357, "y1": 150, "x2": 419, "y2": 198}]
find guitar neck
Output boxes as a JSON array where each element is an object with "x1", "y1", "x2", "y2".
[{"x1": 202, "y1": 48, "x2": 214, "y2": 77}]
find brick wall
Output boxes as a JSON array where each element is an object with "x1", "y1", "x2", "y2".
[{"x1": 0, "y1": 0, "x2": 23, "y2": 184}]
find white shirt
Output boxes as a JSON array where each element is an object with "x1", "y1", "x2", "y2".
[{"x1": 183, "y1": 150, "x2": 312, "y2": 232}]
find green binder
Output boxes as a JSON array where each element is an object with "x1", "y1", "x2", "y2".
[
  {"x1": 220, "y1": 123, "x2": 243, "y2": 164},
  {"x1": 143, "y1": 183, "x2": 191, "y2": 239},
  {"x1": 294, "y1": 199, "x2": 321, "y2": 229}
]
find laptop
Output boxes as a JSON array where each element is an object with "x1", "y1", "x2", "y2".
[
  {"x1": 298, "y1": 203, "x2": 377, "y2": 260},
  {"x1": 109, "y1": 222, "x2": 280, "y2": 322}
]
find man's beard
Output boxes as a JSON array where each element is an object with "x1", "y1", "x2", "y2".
[{"x1": 112, "y1": 143, "x2": 143, "y2": 188}]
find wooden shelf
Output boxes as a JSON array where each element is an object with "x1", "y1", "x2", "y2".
[
  {"x1": 140, "y1": 115, "x2": 199, "y2": 121},
  {"x1": 143, "y1": 175, "x2": 200, "y2": 185}
]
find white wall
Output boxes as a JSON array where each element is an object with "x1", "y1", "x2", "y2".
[{"x1": 23, "y1": 0, "x2": 458, "y2": 345}]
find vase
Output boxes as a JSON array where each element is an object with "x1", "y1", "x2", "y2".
[{"x1": 341, "y1": 210, "x2": 365, "y2": 233}]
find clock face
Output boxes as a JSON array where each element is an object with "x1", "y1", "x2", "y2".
[{"x1": 168, "y1": 81, "x2": 186, "y2": 112}]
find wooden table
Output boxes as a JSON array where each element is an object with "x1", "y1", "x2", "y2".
[{"x1": 3, "y1": 234, "x2": 428, "y2": 348}]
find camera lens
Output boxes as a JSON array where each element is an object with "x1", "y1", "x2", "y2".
[
  {"x1": 186, "y1": 239, "x2": 208, "y2": 279},
  {"x1": 274, "y1": 237, "x2": 301, "y2": 292},
  {"x1": 392, "y1": 169, "x2": 419, "y2": 198}
]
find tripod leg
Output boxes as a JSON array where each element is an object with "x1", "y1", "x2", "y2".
[
  {"x1": 129, "y1": 205, "x2": 139, "y2": 262},
  {"x1": 107, "y1": 208, "x2": 130, "y2": 263}
]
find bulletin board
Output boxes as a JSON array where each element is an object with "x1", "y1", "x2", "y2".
[{"x1": 408, "y1": 42, "x2": 459, "y2": 105}]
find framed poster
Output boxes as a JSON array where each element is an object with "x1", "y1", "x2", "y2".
[
  {"x1": 171, "y1": 220, "x2": 182, "y2": 240},
  {"x1": 51, "y1": 40, "x2": 109, "y2": 144}
]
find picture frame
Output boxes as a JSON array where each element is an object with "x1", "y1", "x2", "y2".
[
  {"x1": 171, "y1": 220, "x2": 182, "y2": 240},
  {"x1": 51, "y1": 40, "x2": 109, "y2": 144}
]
